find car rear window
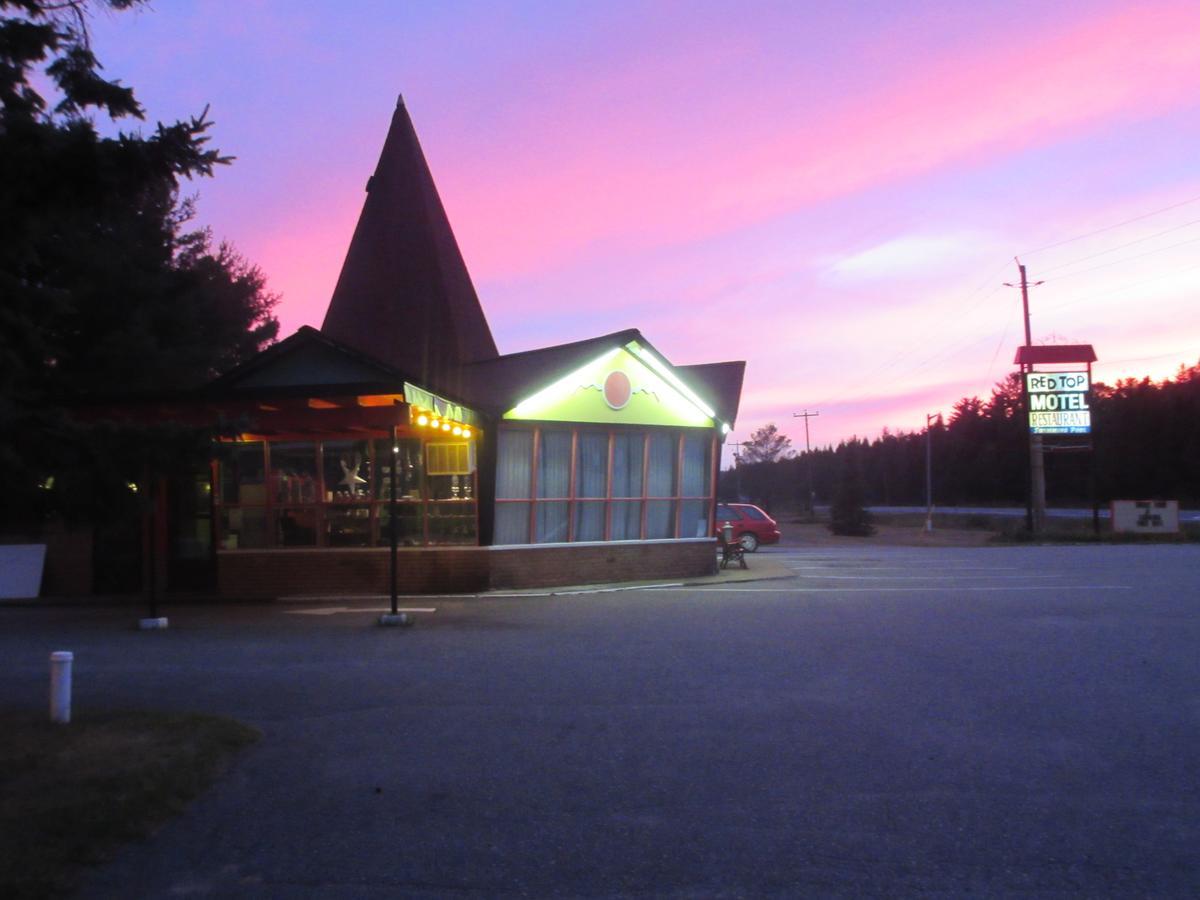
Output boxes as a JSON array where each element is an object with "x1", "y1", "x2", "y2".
[{"x1": 740, "y1": 506, "x2": 769, "y2": 521}]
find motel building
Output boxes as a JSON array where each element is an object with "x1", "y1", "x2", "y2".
[{"x1": 74, "y1": 97, "x2": 745, "y2": 598}]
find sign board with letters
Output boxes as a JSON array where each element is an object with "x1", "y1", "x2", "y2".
[{"x1": 1026, "y1": 370, "x2": 1091, "y2": 435}]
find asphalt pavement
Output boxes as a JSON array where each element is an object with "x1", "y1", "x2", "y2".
[{"x1": 1, "y1": 543, "x2": 1197, "y2": 897}]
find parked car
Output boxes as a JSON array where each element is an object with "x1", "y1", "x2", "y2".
[{"x1": 714, "y1": 503, "x2": 781, "y2": 551}]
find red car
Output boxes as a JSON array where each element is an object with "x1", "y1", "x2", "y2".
[{"x1": 714, "y1": 503, "x2": 781, "y2": 552}]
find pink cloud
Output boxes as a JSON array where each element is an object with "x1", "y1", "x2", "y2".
[{"x1": 439, "y1": 2, "x2": 1200, "y2": 281}]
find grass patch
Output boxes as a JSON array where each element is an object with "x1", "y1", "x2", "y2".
[{"x1": 0, "y1": 710, "x2": 259, "y2": 899}]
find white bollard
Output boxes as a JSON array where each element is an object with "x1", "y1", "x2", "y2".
[{"x1": 50, "y1": 650, "x2": 73, "y2": 724}]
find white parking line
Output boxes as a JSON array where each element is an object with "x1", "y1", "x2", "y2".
[
  {"x1": 284, "y1": 606, "x2": 437, "y2": 616},
  {"x1": 652, "y1": 585, "x2": 1132, "y2": 594},
  {"x1": 789, "y1": 573, "x2": 1063, "y2": 580}
]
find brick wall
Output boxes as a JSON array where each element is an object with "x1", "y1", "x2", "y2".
[
  {"x1": 216, "y1": 539, "x2": 717, "y2": 599},
  {"x1": 487, "y1": 539, "x2": 717, "y2": 590}
]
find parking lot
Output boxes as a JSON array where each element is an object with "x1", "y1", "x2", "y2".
[{"x1": 2, "y1": 543, "x2": 1197, "y2": 896}]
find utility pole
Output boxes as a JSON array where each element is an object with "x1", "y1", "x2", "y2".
[
  {"x1": 728, "y1": 441, "x2": 746, "y2": 501},
  {"x1": 924, "y1": 413, "x2": 937, "y2": 532},
  {"x1": 1005, "y1": 258, "x2": 1046, "y2": 534},
  {"x1": 792, "y1": 410, "x2": 820, "y2": 519}
]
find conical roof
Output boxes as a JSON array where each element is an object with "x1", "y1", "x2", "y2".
[{"x1": 321, "y1": 96, "x2": 498, "y2": 390}]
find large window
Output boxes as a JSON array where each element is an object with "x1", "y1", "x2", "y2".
[
  {"x1": 494, "y1": 426, "x2": 715, "y2": 544},
  {"x1": 215, "y1": 435, "x2": 476, "y2": 549}
]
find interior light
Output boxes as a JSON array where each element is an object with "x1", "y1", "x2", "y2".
[
  {"x1": 462, "y1": 428, "x2": 472, "y2": 439},
  {"x1": 417, "y1": 414, "x2": 429, "y2": 426},
  {"x1": 430, "y1": 418, "x2": 440, "y2": 428},
  {"x1": 442, "y1": 422, "x2": 451, "y2": 432},
  {"x1": 452, "y1": 426, "x2": 462, "y2": 436}
]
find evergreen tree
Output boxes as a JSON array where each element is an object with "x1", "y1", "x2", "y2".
[
  {"x1": 0, "y1": 1, "x2": 278, "y2": 531},
  {"x1": 829, "y1": 440, "x2": 874, "y2": 536}
]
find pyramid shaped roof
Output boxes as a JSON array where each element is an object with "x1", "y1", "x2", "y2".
[{"x1": 321, "y1": 96, "x2": 498, "y2": 392}]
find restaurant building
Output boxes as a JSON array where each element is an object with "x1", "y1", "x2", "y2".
[{"x1": 72, "y1": 97, "x2": 744, "y2": 598}]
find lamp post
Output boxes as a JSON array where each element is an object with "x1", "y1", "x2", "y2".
[
  {"x1": 389, "y1": 431, "x2": 399, "y2": 616},
  {"x1": 924, "y1": 413, "x2": 936, "y2": 533}
]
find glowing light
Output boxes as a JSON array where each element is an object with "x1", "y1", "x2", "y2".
[
  {"x1": 442, "y1": 422, "x2": 452, "y2": 432},
  {"x1": 452, "y1": 426, "x2": 462, "y2": 436},
  {"x1": 721, "y1": 423, "x2": 731, "y2": 434},
  {"x1": 462, "y1": 428, "x2": 472, "y2": 439},
  {"x1": 126, "y1": 482, "x2": 139, "y2": 493},
  {"x1": 392, "y1": 445, "x2": 400, "y2": 454},
  {"x1": 628, "y1": 342, "x2": 716, "y2": 419},
  {"x1": 430, "y1": 418, "x2": 440, "y2": 429},
  {"x1": 417, "y1": 414, "x2": 429, "y2": 426}
]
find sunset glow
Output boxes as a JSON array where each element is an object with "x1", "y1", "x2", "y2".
[{"x1": 91, "y1": 1, "x2": 1200, "y2": 460}]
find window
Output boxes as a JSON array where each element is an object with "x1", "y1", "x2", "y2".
[
  {"x1": 494, "y1": 426, "x2": 716, "y2": 544},
  {"x1": 740, "y1": 506, "x2": 769, "y2": 521},
  {"x1": 215, "y1": 434, "x2": 477, "y2": 549},
  {"x1": 716, "y1": 505, "x2": 741, "y2": 520}
]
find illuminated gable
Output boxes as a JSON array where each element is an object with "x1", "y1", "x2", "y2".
[{"x1": 503, "y1": 342, "x2": 717, "y2": 428}]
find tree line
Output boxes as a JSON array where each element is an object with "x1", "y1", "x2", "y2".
[{"x1": 721, "y1": 364, "x2": 1200, "y2": 513}]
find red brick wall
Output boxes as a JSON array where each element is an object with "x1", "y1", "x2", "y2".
[
  {"x1": 216, "y1": 539, "x2": 717, "y2": 599},
  {"x1": 487, "y1": 539, "x2": 717, "y2": 590}
]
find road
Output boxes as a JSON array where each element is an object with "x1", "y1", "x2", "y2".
[
  {"x1": 862, "y1": 504, "x2": 1200, "y2": 522},
  {"x1": 2, "y1": 543, "x2": 1197, "y2": 896}
]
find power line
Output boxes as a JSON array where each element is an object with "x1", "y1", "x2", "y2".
[
  {"x1": 1038, "y1": 216, "x2": 1200, "y2": 275},
  {"x1": 1042, "y1": 233, "x2": 1200, "y2": 283},
  {"x1": 1020, "y1": 192, "x2": 1200, "y2": 257},
  {"x1": 1040, "y1": 259, "x2": 1200, "y2": 315}
]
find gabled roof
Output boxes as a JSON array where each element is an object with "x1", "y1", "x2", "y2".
[
  {"x1": 1014, "y1": 344, "x2": 1097, "y2": 365},
  {"x1": 675, "y1": 361, "x2": 745, "y2": 425},
  {"x1": 321, "y1": 96, "x2": 498, "y2": 389},
  {"x1": 462, "y1": 328, "x2": 745, "y2": 427}
]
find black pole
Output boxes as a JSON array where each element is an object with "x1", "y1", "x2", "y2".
[
  {"x1": 389, "y1": 431, "x2": 399, "y2": 615},
  {"x1": 148, "y1": 478, "x2": 158, "y2": 619}
]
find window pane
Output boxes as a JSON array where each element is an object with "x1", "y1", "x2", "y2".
[
  {"x1": 610, "y1": 500, "x2": 642, "y2": 540},
  {"x1": 573, "y1": 501, "x2": 605, "y2": 541},
  {"x1": 276, "y1": 508, "x2": 317, "y2": 546},
  {"x1": 325, "y1": 506, "x2": 372, "y2": 547},
  {"x1": 271, "y1": 442, "x2": 318, "y2": 504},
  {"x1": 324, "y1": 440, "x2": 371, "y2": 502},
  {"x1": 741, "y1": 506, "x2": 768, "y2": 521},
  {"x1": 535, "y1": 501, "x2": 569, "y2": 543},
  {"x1": 376, "y1": 503, "x2": 423, "y2": 546},
  {"x1": 611, "y1": 433, "x2": 643, "y2": 498},
  {"x1": 497, "y1": 431, "x2": 533, "y2": 499},
  {"x1": 647, "y1": 434, "x2": 677, "y2": 497},
  {"x1": 375, "y1": 439, "x2": 423, "y2": 501},
  {"x1": 575, "y1": 432, "x2": 608, "y2": 498},
  {"x1": 680, "y1": 500, "x2": 711, "y2": 538},
  {"x1": 537, "y1": 430, "x2": 571, "y2": 498},
  {"x1": 680, "y1": 434, "x2": 711, "y2": 497},
  {"x1": 646, "y1": 499, "x2": 676, "y2": 539},
  {"x1": 428, "y1": 502, "x2": 477, "y2": 545},
  {"x1": 219, "y1": 443, "x2": 264, "y2": 505},
  {"x1": 494, "y1": 502, "x2": 531, "y2": 544},
  {"x1": 218, "y1": 507, "x2": 266, "y2": 549}
]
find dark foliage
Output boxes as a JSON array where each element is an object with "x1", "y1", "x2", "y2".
[
  {"x1": 829, "y1": 440, "x2": 874, "y2": 536},
  {"x1": 722, "y1": 365, "x2": 1200, "y2": 513},
  {"x1": 0, "y1": 1, "x2": 278, "y2": 532}
]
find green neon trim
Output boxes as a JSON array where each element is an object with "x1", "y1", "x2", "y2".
[
  {"x1": 627, "y1": 342, "x2": 717, "y2": 418},
  {"x1": 504, "y1": 346, "x2": 715, "y2": 427}
]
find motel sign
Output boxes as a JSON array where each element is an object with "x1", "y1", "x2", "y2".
[{"x1": 1025, "y1": 370, "x2": 1091, "y2": 435}]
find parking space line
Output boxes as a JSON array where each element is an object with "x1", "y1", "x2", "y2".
[
  {"x1": 284, "y1": 606, "x2": 437, "y2": 616},
  {"x1": 652, "y1": 585, "x2": 1132, "y2": 594}
]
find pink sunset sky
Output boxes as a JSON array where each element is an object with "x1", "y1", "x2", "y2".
[{"x1": 90, "y1": 1, "x2": 1200, "y2": 459}]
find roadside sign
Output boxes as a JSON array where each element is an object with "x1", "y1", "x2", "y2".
[{"x1": 1026, "y1": 370, "x2": 1091, "y2": 435}]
